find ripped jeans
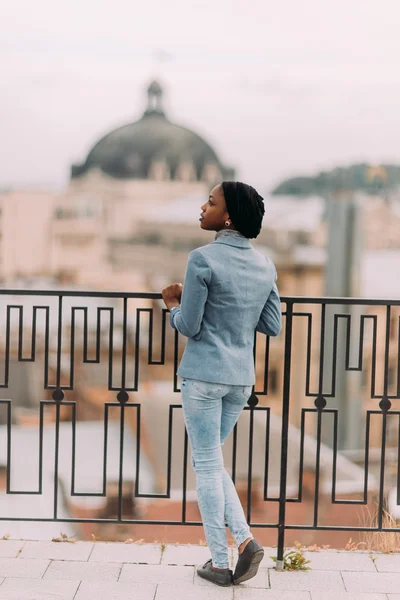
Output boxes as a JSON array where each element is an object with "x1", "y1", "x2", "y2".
[{"x1": 180, "y1": 377, "x2": 254, "y2": 569}]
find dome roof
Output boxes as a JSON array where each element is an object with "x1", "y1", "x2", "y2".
[{"x1": 71, "y1": 80, "x2": 234, "y2": 181}]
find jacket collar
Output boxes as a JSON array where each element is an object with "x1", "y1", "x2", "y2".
[{"x1": 213, "y1": 229, "x2": 251, "y2": 248}]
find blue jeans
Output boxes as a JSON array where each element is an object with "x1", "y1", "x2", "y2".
[{"x1": 181, "y1": 377, "x2": 254, "y2": 569}]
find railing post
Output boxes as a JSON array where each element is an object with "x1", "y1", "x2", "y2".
[{"x1": 276, "y1": 300, "x2": 293, "y2": 570}]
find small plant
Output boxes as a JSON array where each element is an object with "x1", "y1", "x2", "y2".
[
  {"x1": 160, "y1": 542, "x2": 166, "y2": 552},
  {"x1": 369, "y1": 553, "x2": 377, "y2": 563},
  {"x1": 270, "y1": 548, "x2": 311, "y2": 571}
]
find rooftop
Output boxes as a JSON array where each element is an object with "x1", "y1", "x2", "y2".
[{"x1": 0, "y1": 539, "x2": 398, "y2": 598}]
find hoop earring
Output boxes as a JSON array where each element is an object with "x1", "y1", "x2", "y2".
[{"x1": 225, "y1": 220, "x2": 231, "y2": 227}]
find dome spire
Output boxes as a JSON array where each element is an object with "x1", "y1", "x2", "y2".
[{"x1": 144, "y1": 80, "x2": 165, "y2": 117}]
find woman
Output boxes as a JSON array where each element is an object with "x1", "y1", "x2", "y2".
[{"x1": 162, "y1": 181, "x2": 281, "y2": 587}]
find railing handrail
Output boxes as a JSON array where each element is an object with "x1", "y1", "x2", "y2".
[{"x1": 0, "y1": 289, "x2": 400, "y2": 305}]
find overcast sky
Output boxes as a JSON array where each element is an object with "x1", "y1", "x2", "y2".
[{"x1": 1, "y1": 0, "x2": 400, "y2": 192}]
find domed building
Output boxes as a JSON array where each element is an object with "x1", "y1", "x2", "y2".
[
  {"x1": 71, "y1": 80, "x2": 234, "y2": 183},
  {"x1": 49, "y1": 80, "x2": 235, "y2": 287}
]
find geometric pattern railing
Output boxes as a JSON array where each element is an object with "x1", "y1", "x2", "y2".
[{"x1": 0, "y1": 290, "x2": 399, "y2": 563}]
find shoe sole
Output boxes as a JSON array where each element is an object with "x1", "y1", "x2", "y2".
[
  {"x1": 233, "y1": 549, "x2": 264, "y2": 584},
  {"x1": 197, "y1": 570, "x2": 233, "y2": 587},
  {"x1": 197, "y1": 574, "x2": 232, "y2": 587}
]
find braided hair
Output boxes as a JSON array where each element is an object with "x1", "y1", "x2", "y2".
[{"x1": 221, "y1": 181, "x2": 265, "y2": 239}]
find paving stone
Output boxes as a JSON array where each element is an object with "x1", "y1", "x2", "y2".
[
  {"x1": 270, "y1": 569, "x2": 345, "y2": 592},
  {"x1": 44, "y1": 559, "x2": 121, "y2": 581},
  {"x1": 19, "y1": 541, "x2": 93, "y2": 561},
  {"x1": 343, "y1": 571, "x2": 400, "y2": 593},
  {"x1": 234, "y1": 591, "x2": 311, "y2": 600},
  {"x1": 155, "y1": 583, "x2": 233, "y2": 599},
  {"x1": 0, "y1": 558, "x2": 49, "y2": 579},
  {"x1": 1, "y1": 540, "x2": 398, "y2": 598},
  {"x1": 90, "y1": 541, "x2": 161, "y2": 564},
  {"x1": 193, "y1": 566, "x2": 233, "y2": 589},
  {"x1": 0, "y1": 541, "x2": 25, "y2": 558},
  {"x1": 0, "y1": 578, "x2": 79, "y2": 599},
  {"x1": 232, "y1": 567, "x2": 269, "y2": 589},
  {"x1": 119, "y1": 563, "x2": 194, "y2": 584},
  {"x1": 257, "y1": 547, "x2": 279, "y2": 569},
  {"x1": 74, "y1": 580, "x2": 157, "y2": 600},
  {"x1": 162, "y1": 544, "x2": 211, "y2": 566},
  {"x1": 374, "y1": 553, "x2": 400, "y2": 572},
  {"x1": 310, "y1": 593, "x2": 387, "y2": 600},
  {"x1": 303, "y1": 550, "x2": 376, "y2": 571}
]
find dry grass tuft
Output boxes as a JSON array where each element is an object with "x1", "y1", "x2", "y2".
[
  {"x1": 294, "y1": 541, "x2": 331, "y2": 552},
  {"x1": 355, "y1": 504, "x2": 400, "y2": 553},
  {"x1": 52, "y1": 532, "x2": 77, "y2": 543},
  {"x1": 344, "y1": 538, "x2": 366, "y2": 551}
]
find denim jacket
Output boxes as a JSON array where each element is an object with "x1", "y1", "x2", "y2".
[{"x1": 169, "y1": 229, "x2": 282, "y2": 385}]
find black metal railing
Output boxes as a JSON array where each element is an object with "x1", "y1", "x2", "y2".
[{"x1": 0, "y1": 290, "x2": 399, "y2": 565}]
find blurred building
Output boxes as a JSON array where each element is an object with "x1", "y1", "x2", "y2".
[{"x1": 0, "y1": 79, "x2": 234, "y2": 289}]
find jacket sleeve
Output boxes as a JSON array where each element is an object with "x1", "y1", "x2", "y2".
[
  {"x1": 169, "y1": 250, "x2": 211, "y2": 338},
  {"x1": 256, "y1": 264, "x2": 282, "y2": 336}
]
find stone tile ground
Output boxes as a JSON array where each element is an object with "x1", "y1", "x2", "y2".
[{"x1": 0, "y1": 541, "x2": 398, "y2": 599}]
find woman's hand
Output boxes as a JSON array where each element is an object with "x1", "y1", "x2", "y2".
[{"x1": 162, "y1": 283, "x2": 183, "y2": 311}]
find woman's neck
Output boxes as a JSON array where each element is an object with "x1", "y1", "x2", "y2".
[{"x1": 215, "y1": 228, "x2": 245, "y2": 240}]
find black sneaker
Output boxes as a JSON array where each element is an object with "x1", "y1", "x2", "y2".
[
  {"x1": 233, "y1": 539, "x2": 264, "y2": 584},
  {"x1": 196, "y1": 559, "x2": 233, "y2": 587}
]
